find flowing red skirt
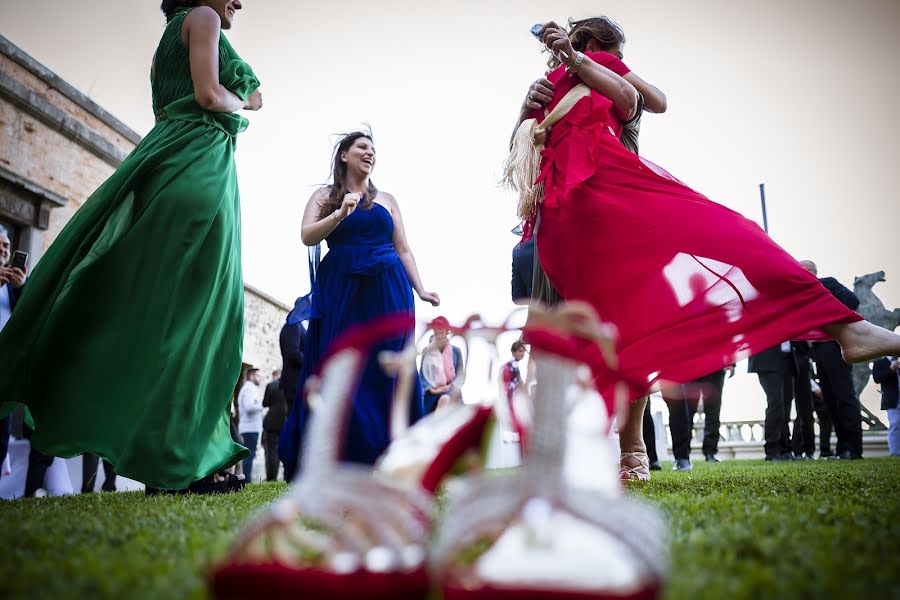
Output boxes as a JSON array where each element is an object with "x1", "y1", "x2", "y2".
[{"x1": 535, "y1": 120, "x2": 860, "y2": 409}]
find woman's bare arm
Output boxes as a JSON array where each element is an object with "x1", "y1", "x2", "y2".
[
  {"x1": 300, "y1": 188, "x2": 348, "y2": 246},
  {"x1": 184, "y1": 7, "x2": 247, "y2": 112},
  {"x1": 623, "y1": 72, "x2": 667, "y2": 113}
]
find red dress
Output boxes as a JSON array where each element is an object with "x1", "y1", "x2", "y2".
[{"x1": 529, "y1": 52, "x2": 861, "y2": 409}]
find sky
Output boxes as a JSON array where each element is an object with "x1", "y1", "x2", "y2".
[{"x1": 3, "y1": 0, "x2": 898, "y2": 422}]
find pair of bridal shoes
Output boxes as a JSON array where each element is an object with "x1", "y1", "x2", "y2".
[{"x1": 212, "y1": 304, "x2": 668, "y2": 599}]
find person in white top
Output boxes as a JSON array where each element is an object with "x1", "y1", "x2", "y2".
[{"x1": 237, "y1": 368, "x2": 263, "y2": 481}]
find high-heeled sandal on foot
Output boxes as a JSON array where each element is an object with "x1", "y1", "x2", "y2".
[
  {"x1": 618, "y1": 452, "x2": 651, "y2": 482},
  {"x1": 210, "y1": 315, "x2": 433, "y2": 600},
  {"x1": 431, "y1": 304, "x2": 668, "y2": 600}
]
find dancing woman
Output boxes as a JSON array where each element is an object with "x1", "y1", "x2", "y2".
[
  {"x1": 518, "y1": 18, "x2": 671, "y2": 479},
  {"x1": 278, "y1": 132, "x2": 440, "y2": 477},
  {"x1": 507, "y1": 17, "x2": 900, "y2": 475},
  {"x1": 0, "y1": 0, "x2": 262, "y2": 491}
]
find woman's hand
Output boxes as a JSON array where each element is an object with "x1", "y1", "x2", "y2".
[
  {"x1": 336, "y1": 192, "x2": 361, "y2": 220},
  {"x1": 418, "y1": 290, "x2": 440, "y2": 306},
  {"x1": 540, "y1": 22, "x2": 575, "y2": 65},
  {"x1": 523, "y1": 77, "x2": 555, "y2": 111},
  {"x1": 244, "y1": 89, "x2": 263, "y2": 111}
]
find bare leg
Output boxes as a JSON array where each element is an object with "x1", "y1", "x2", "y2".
[
  {"x1": 619, "y1": 396, "x2": 650, "y2": 480},
  {"x1": 825, "y1": 320, "x2": 900, "y2": 363}
]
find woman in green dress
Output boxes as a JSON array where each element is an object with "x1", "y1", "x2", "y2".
[{"x1": 0, "y1": 0, "x2": 262, "y2": 491}]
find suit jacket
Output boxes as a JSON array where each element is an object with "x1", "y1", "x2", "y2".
[
  {"x1": 819, "y1": 277, "x2": 860, "y2": 311},
  {"x1": 279, "y1": 321, "x2": 305, "y2": 409},
  {"x1": 872, "y1": 357, "x2": 899, "y2": 410},
  {"x1": 748, "y1": 345, "x2": 787, "y2": 374},
  {"x1": 262, "y1": 379, "x2": 288, "y2": 432},
  {"x1": 511, "y1": 238, "x2": 535, "y2": 302},
  {"x1": 1, "y1": 281, "x2": 23, "y2": 311},
  {"x1": 748, "y1": 341, "x2": 810, "y2": 375}
]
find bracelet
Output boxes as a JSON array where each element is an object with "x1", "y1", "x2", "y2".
[
  {"x1": 566, "y1": 51, "x2": 585, "y2": 74},
  {"x1": 331, "y1": 211, "x2": 342, "y2": 223}
]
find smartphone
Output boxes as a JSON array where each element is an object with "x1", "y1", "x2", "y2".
[{"x1": 11, "y1": 250, "x2": 27, "y2": 271}]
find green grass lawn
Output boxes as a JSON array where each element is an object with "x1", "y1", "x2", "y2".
[{"x1": 1, "y1": 458, "x2": 899, "y2": 599}]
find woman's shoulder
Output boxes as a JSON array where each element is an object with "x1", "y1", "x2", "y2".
[
  {"x1": 376, "y1": 191, "x2": 398, "y2": 210},
  {"x1": 310, "y1": 186, "x2": 331, "y2": 201},
  {"x1": 183, "y1": 4, "x2": 220, "y2": 26}
]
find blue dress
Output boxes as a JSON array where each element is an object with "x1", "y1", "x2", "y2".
[{"x1": 279, "y1": 202, "x2": 424, "y2": 476}]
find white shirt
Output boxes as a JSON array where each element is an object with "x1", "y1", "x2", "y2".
[
  {"x1": 0, "y1": 284, "x2": 11, "y2": 332},
  {"x1": 237, "y1": 381, "x2": 263, "y2": 434}
]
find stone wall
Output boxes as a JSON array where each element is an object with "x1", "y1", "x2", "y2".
[{"x1": 242, "y1": 284, "x2": 290, "y2": 377}]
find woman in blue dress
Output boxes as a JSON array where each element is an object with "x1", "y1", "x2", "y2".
[{"x1": 279, "y1": 132, "x2": 440, "y2": 477}]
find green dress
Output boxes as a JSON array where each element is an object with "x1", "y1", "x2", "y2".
[{"x1": 0, "y1": 8, "x2": 260, "y2": 489}]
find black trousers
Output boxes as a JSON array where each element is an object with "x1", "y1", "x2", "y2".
[
  {"x1": 665, "y1": 370, "x2": 725, "y2": 460},
  {"x1": 22, "y1": 426, "x2": 53, "y2": 497},
  {"x1": 81, "y1": 454, "x2": 117, "y2": 493},
  {"x1": 813, "y1": 341, "x2": 862, "y2": 456},
  {"x1": 642, "y1": 400, "x2": 658, "y2": 464},
  {"x1": 262, "y1": 430, "x2": 281, "y2": 482},
  {"x1": 758, "y1": 366, "x2": 794, "y2": 458},
  {"x1": 813, "y1": 393, "x2": 833, "y2": 454},
  {"x1": 790, "y1": 369, "x2": 816, "y2": 456}
]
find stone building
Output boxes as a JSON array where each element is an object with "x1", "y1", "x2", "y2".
[{"x1": 0, "y1": 34, "x2": 287, "y2": 377}]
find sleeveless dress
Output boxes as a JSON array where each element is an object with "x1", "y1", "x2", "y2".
[
  {"x1": 527, "y1": 51, "x2": 862, "y2": 410},
  {"x1": 279, "y1": 202, "x2": 424, "y2": 477},
  {"x1": 0, "y1": 8, "x2": 260, "y2": 489}
]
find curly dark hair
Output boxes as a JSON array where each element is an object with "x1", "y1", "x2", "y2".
[
  {"x1": 160, "y1": 0, "x2": 200, "y2": 20},
  {"x1": 546, "y1": 17, "x2": 626, "y2": 69},
  {"x1": 317, "y1": 131, "x2": 379, "y2": 220}
]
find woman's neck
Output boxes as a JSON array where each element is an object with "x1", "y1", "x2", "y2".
[{"x1": 436, "y1": 340, "x2": 449, "y2": 351}]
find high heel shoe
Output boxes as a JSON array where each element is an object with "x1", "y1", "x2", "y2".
[
  {"x1": 431, "y1": 303, "x2": 668, "y2": 599},
  {"x1": 210, "y1": 315, "x2": 433, "y2": 600},
  {"x1": 618, "y1": 452, "x2": 651, "y2": 482}
]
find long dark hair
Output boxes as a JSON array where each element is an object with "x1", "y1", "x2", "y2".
[
  {"x1": 546, "y1": 17, "x2": 626, "y2": 69},
  {"x1": 160, "y1": 0, "x2": 199, "y2": 20},
  {"x1": 318, "y1": 131, "x2": 378, "y2": 220}
]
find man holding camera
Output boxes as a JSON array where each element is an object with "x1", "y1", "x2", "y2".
[
  {"x1": 0, "y1": 226, "x2": 26, "y2": 325},
  {"x1": 0, "y1": 228, "x2": 57, "y2": 496}
]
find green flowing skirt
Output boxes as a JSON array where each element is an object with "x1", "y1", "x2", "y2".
[{"x1": 0, "y1": 112, "x2": 249, "y2": 489}]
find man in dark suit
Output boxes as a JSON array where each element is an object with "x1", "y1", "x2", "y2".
[
  {"x1": 279, "y1": 319, "x2": 305, "y2": 411},
  {"x1": 0, "y1": 226, "x2": 25, "y2": 482},
  {"x1": 800, "y1": 260, "x2": 863, "y2": 459},
  {"x1": 262, "y1": 369, "x2": 288, "y2": 481},
  {"x1": 747, "y1": 342, "x2": 795, "y2": 461},
  {"x1": 511, "y1": 237, "x2": 535, "y2": 304},
  {"x1": 0, "y1": 227, "x2": 43, "y2": 490},
  {"x1": 872, "y1": 357, "x2": 899, "y2": 456}
]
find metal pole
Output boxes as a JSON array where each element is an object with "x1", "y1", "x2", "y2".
[{"x1": 759, "y1": 183, "x2": 769, "y2": 233}]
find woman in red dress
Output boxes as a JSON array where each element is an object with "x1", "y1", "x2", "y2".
[{"x1": 510, "y1": 18, "x2": 900, "y2": 478}]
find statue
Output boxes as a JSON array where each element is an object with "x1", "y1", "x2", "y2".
[{"x1": 851, "y1": 271, "x2": 900, "y2": 396}]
